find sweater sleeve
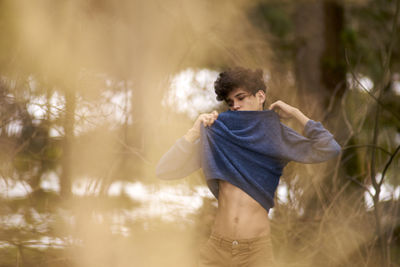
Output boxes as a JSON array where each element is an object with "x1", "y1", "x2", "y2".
[
  {"x1": 279, "y1": 120, "x2": 341, "y2": 163},
  {"x1": 155, "y1": 137, "x2": 201, "y2": 180}
]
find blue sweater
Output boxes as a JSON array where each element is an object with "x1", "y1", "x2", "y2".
[{"x1": 156, "y1": 110, "x2": 341, "y2": 212}]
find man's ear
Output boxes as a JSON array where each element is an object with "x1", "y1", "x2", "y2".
[{"x1": 257, "y1": 90, "x2": 266, "y2": 105}]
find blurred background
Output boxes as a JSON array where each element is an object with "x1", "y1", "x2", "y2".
[{"x1": 0, "y1": 0, "x2": 399, "y2": 266}]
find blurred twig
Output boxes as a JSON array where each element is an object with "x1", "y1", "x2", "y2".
[{"x1": 344, "y1": 49, "x2": 400, "y2": 122}]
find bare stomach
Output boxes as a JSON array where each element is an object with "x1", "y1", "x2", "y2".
[{"x1": 211, "y1": 180, "x2": 271, "y2": 239}]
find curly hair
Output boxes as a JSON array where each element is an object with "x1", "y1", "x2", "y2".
[{"x1": 214, "y1": 67, "x2": 267, "y2": 103}]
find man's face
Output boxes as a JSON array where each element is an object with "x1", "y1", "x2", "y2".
[{"x1": 225, "y1": 88, "x2": 265, "y2": 111}]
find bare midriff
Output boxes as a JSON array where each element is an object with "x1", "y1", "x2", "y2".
[{"x1": 211, "y1": 180, "x2": 271, "y2": 239}]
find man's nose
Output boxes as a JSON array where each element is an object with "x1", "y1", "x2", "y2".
[{"x1": 233, "y1": 103, "x2": 240, "y2": 110}]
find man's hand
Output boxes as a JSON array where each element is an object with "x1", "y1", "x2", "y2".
[
  {"x1": 184, "y1": 110, "x2": 219, "y2": 143},
  {"x1": 269, "y1": 100, "x2": 310, "y2": 127}
]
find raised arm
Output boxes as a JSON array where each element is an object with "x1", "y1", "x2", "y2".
[
  {"x1": 279, "y1": 120, "x2": 341, "y2": 163},
  {"x1": 155, "y1": 110, "x2": 219, "y2": 179},
  {"x1": 269, "y1": 100, "x2": 310, "y2": 128},
  {"x1": 269, "y1": 100, "x2": 341, "y2": 163},
  {"x1": 155, "y1": 136, "x2": 201, "y2": 179}
]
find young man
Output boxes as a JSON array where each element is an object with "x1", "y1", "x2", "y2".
[{"x1": 156, "y1": 67, "x2": 341, "y2": 266}]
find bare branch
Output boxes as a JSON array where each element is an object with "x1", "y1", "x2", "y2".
[
  {"x1": 344, "y1": 49, "x2": 400, "y2": 122},
  {"x1": 379, "y1": 144, "x2": 400, "y2": 187},
  {"x1": 342, "y1": 144, "x2": 391, "y2": 155}
]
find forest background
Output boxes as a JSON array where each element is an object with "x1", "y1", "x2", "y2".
[{"x1": 0, "y1": 0, "x2": 399, "y2": 266}]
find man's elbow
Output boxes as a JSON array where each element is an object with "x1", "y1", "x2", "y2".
[
  {"x1": 155, "y1": 163, "x2": 171, "y2": 180},
  {"x1": 324, "y1": 141, "x2": 341, "y2": 160},
  {"x1": 155, "y1": 163, "x2": 180, "y2": 180},
  {"x1": 331, "y1": 141, "x2": 341, "y2": 157},
  {"x1": 310, "y1": 142, "x2": 341, "y2": 163}
]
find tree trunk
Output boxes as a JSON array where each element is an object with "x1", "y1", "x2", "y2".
[{"x1": 294, "y1": 1, "x2": 346, "y2": 118}]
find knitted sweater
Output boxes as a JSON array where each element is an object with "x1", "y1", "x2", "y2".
[{"x1": 156, "y1": 110, "x2": 341, "y2": 212}]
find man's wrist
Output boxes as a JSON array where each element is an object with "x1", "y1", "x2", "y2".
[
  {"x1": 184, "y1": 128, "x2": 200, "y2": 143},
  {"x1": 293, "y1": 108, "x2": 310, "y2": 127}
]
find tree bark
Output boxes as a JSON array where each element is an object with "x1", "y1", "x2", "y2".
[{"x1": 294, "y1": 0, "x2": 346, "y2": 118}]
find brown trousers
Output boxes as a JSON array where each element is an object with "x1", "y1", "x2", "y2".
[{"x1": 198, "y1": 232, "x2": 275, "y2": 267}]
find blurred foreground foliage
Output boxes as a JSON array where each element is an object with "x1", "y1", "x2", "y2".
[{"x1": 0, "y1": 0, "x2": 399, "y2": 266}]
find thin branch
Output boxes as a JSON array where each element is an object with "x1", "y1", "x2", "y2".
[
  {"x1": 117, "y1": 139, "x2": 151, "y2": 165},
  {"x1": 344, "y1": 49, "x2": 400, "y2": 122},
  {"x1": 379, "y1": 144, "x2": 400, "y2": 187},
  {"x1": 342, "y1": 144, "x2": 391, "y2": 155},
  {"x1": 341, "y1": 88, "x2": 354, "y2": 137},
  {"x1": 321, "y1": 80, "x2": 346, "y2": 122},
  {"x1": 345, "y1": 174, "x2": 374, "y2": 197},
  {"x1": 383, "y1": 0, "x2": 400, "y2": 78}
]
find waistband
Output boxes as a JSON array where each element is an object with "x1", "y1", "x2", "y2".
[{"x1": 209, "y1": 231, "x2": 271, "y2": 249}]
